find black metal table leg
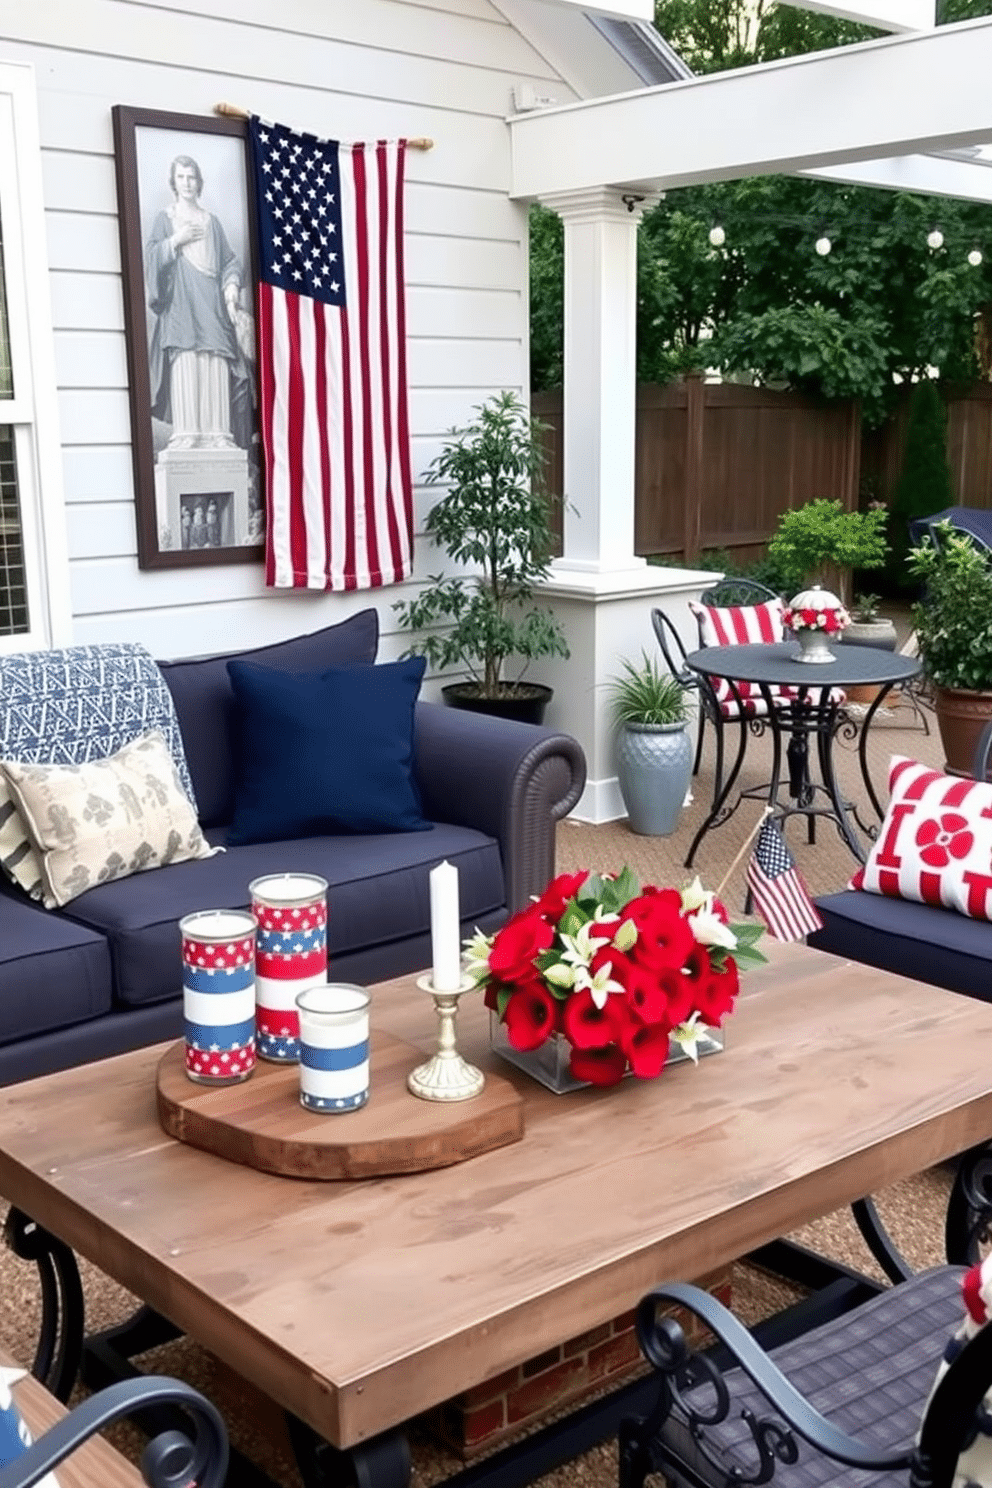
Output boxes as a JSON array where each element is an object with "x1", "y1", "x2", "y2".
[
  {"x1": 4, "y1": 1207, "x2": 85, "y2": 1402},
  {"x1": 286, "y1": 1415, "x2": 411, "y2": 1488}
]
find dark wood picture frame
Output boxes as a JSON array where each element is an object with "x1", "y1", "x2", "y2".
[{"x1": 112, "y1": 106, "x2": 264, "y2": 570}]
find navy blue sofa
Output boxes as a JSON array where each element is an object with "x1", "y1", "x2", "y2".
[
  {"x1": 809, "y1": 723, "x2": 992, "y2": 1001},
  {"x1": 0, "y1": 613, "x2": 585, "y2": 1086}
]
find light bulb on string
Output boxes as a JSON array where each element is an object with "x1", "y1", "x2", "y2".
[
  {"x1": 815, "y1": 235, "x2": 832, "y2": 257},
  {"x1": 927, "y1": 227, "x2": 944, "y2": 251},
  {"x1": 708, "y1": 223, "x2": 726, "y2": 248},
  {"x1": 969, "y1": 248, "x2": 984, "y2": 267}
]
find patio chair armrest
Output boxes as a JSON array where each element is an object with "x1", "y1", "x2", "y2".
[
  {"x1": 632, "y1": 1282, "x2": 913, "y2": 1473},
  {"x1": 0, "y1": 1376, "x2": 229, "y2": 1488},
  {"x1": 412, "y1": 701, "x2": 586, "y2": 912}
]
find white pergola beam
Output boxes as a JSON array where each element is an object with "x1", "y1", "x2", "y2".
[
  {"x1": 804, "y1": 152, "x2": 992, "y2": 204},
  {"x1": 509, "y1": 20, "x2": 992, "y2": 198},
  {"x1": 534, "y1": 0, "x2": 654, "y2": 16},
  {"x1": 784, "y1": 0, "x2": 934, "y2": 31}
]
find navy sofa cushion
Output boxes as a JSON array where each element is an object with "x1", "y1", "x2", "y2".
[
  {"x1": 158, "y1": 610, "x2": 379, "y2": 828},
  {"x1": 810, "y1": 889, "x2": 992, "y2": 1003},
  {"x1": 62, "y1": 824, "x2": 505, "y2": 1009},
  {"x1": 0, "y1": 882, "x2": 112, "y2": 1043},
  {"x1": 226, "y1": 655, "x2": 429, "y2": 844}
]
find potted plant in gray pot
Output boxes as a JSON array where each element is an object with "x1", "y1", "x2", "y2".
[
  {"x1": 608, "y1": 654, "x2": 691, "y2": 836},
  {"x1": 908, "y1": 524, "x2": 992, "y2": 775},
  {"x1": 393, "y1": 391, "x2": 568, "y2": 724}
]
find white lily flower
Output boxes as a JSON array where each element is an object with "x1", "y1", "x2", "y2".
[
  {"x1": 688, "y1": 907, "x2": 737, "y2": 950},
  {"x1": 670, "y1": 1012, "x2": 715, "y2": 1064},
  {"x1": 462, "y1": 927, "x2": 495, "y2": 983},
  {"x1": 573, "y1": 957, "x2": 625, "y2": 1010},
  {"x1": 558, "y1": 921, "x2": 600, "y2": 969},
  {"x1": 680, "y1": 876, "x2": 712, "y2": 914}
]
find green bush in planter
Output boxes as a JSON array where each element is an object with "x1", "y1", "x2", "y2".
[
  {"x1": 767, "y1": 498, "x2": 889, "y2": 605},
  {"x1": 907, "y1": 525, "x2": 992, "y2": 691},
  {"x1": 608, "y1": 654, "x2": 688, "y2": 727}
]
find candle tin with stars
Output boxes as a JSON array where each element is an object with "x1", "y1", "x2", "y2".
[
  {"x1": 179, "y1": 909, "x2": 257, "y2": 1085},
  {"x1": 250, "y1": 873, "x2": 329, "y2": 1063},
  {"x1": 296, "y1": 984, "x2": 371, "y2": 1113}
]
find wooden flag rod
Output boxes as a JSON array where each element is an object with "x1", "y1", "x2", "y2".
[
  {"x1": 214, "y1": 102, "x2": 434, "y2": 149},
  {"x1": 714, "y1": 806, "x2": 772, "y2": 904}
]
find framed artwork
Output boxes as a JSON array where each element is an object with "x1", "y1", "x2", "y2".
[{"x1": 112, "y1": 106, "x2": 264, "y2": 570}]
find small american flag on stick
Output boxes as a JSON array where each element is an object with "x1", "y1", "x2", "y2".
[{"x1": 746, "y1": 816, "x2": 823, "y2": 942}]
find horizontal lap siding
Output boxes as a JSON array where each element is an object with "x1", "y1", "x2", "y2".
[{"x1": 0, "y1": 0, "x2": 568, "y2": 658}]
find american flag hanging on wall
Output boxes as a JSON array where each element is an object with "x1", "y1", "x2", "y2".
[{"x1": 248, "y1": 116, "x2": 414, "y2": 590}]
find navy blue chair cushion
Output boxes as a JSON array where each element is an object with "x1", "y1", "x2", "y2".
[
  {"x1": 0, "y1": 881, "x2": 112, "y2": 1042},
  {"x1": 226, "y1": 655, "x2": 430, "y2": 846},
  {"x1": 62, "y1": 827, "x2": 505, "y2": 1008},
  {"x1": 810, "y1": 889, "x2": 992, "y2": 1002},
  {"x1": 158, "y1": 610, "x2": 379, "y2": 828}
]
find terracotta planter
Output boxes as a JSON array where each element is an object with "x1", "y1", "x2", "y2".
[{"x1": 933, "y1": 686, "x2": 992, "y2": 776}]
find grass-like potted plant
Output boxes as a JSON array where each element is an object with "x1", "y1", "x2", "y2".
[
  {"x1": 393, "y1": 391, "x2": 568, "y2": 724},
  {"x1": 907, "y1": 524, "x2": 992, "y2": 774},
  {"x1": 608, "y1": 653, "x2": 691, "y2": 836},
  {"x1": 767, "y1": 498, "x2": 889, "y2": 609}
]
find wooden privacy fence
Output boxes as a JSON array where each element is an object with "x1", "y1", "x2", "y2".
[
  {"x1": 533, "y1": 378, "x2": 861, "y2": 564},
  {"x1": 863, "y1": 382, "x2": 992, "y2": 512}
]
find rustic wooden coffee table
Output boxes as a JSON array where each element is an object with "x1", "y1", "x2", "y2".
[{"x1": 1, "y1": 940, "x2": 992, "y2": 1488}]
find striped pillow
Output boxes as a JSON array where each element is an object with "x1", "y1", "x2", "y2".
[
  {"x1": 851, "y1": 756, "x2": 992, "y2": 920},
  {"x1": 688, "y1": 599, "x2": 785, "y2": 709}
]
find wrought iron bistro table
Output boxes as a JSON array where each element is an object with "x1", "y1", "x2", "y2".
[
  {"x1": 684, "y1": 641, "x2": 921, "y2": 867},
  {"x1": 0, "y1": 944, "x2": 991, "y2": 1488}
]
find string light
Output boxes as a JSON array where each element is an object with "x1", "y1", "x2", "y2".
[
  {"x1": 708, "y1": 223, "x2": 726, "y2": 247},
  {"x1": 927, "y1": 227, "x2": 945, "y2": 250},
  {"x1": 969, "y1": 248, "x2": 984, "y2": 266},
  {"x1": 815, "y1": 235, "x2": 832, "y2": 256}
]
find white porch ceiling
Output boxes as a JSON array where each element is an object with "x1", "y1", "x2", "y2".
[
  {"x1": 509, "y1": 17, "x2": 992, "y2": 204},
  {"x1": 784, "y1": 0, "x2": 935, "y2": 30}
]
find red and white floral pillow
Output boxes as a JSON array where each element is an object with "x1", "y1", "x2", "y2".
[{"x1": 852, "y1": 755, "x2": 992, "y2": 921}]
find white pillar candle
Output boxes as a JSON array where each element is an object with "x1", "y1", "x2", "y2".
[{"x1": 429, "y1": 860, "x2": 462, "y2": 991}]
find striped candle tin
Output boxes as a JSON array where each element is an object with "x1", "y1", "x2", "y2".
[
  {"x1": 179, "y1": 909, "x2": 257, "y2": 1085},
  {"x1": 250, "y1": 873, "x2": 329, "y2": 1063},
  {"x1": 296, "y1": 984, "x2": 370, "y2": 1113}
]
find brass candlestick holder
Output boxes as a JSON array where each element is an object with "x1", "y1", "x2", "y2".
[{"x1": 407, "y1": 974, "x2": 485, "y2": 1102}]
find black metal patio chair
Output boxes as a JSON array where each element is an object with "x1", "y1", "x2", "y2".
[
  {"x1": 0, "y1": 1373, "x2": 229, "y2": 1487},
  {"x1": 619, "y1": 1145, "x2": 992, "y2": 1488}
]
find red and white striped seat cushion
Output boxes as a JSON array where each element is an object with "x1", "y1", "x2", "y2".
[
  {"x1": 851, "y1": 755, "x2": 992, "y2": 920},
  {"x1": 689, "y1": 600, "x2": 845, "y2": 714}
]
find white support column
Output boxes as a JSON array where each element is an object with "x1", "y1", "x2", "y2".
[
  {"x1": 539, "y1": 186, "x2": 659, "y2": 576},
  {"x1": 534, "y1": 188, "x2": 715, "y2": 824}
]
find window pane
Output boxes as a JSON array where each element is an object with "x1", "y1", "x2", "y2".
[
  {"x1": 0, "y1": 426, "x2": 28, "y2": 636},
  {"x1": 0, "y1": 209, "x2": 12, "y2": 399}
]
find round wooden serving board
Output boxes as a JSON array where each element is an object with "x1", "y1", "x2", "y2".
[{"x1": 156, "y1": 1033, "x2": 525, "y2": 1180}]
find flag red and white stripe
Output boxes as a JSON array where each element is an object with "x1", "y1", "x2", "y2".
[
  {"x1": 249, "y1": 116, "x2": 413, "y2": 590},
  {"x1": 746, "y1": 816, "x2": 823, "y2": 942}
]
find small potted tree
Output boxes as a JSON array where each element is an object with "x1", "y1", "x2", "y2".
[
  {"x1": 393, "y1": 391, "x2": 568, "y2": 724},
  {"x1": 608, "y1": 653, "x2": 691, "y2": 836},
  {"x1": 766, "y1": 498, "x2": 889, "y2": 609}
]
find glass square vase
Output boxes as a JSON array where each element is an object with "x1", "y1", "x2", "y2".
[{"x1": 489, "y1": 1011, "x2": 724, "y2": 1094}]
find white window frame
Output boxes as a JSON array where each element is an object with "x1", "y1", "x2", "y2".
[{"x1": 0, "y1": 60, "x2": 71, "y2": 653}]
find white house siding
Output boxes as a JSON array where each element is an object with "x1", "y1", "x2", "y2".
[{"x1": 0, "y1": 0, "x2": 580, "y2": 665}]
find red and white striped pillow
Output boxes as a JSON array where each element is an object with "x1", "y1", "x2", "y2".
[
  {"x1": 688, "y1": 599, "x2": 786, "y2": 713},
  {"x1": 852, "y1": 756, "x2": 992, "y2": 921},
  {"x1": 690, "y1": 599, "x2": 785, "y2": 649}
]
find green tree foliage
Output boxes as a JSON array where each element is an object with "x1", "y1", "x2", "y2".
[
  {"x1": 887, "y1": 379, "x2": 956, "y2": 592},
  {"x1": 530, "y1": 2, "x2": 992, "y2": 416}
]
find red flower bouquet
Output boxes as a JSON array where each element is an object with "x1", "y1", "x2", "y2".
[
  {"x1": 466, "y1": 868, "x2": 765, "y2": 1089},
  {"x1": 782, "y1": 604, "x2": 850, "y2": 635}
]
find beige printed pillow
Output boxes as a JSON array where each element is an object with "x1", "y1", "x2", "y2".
[{"x1": 0, "y1": 730, "x2": 215, "y2": 909}]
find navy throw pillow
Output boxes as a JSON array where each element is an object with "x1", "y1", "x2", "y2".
[{"x1": 226, "y1": 655, "x2": 430, "y2": 844}]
